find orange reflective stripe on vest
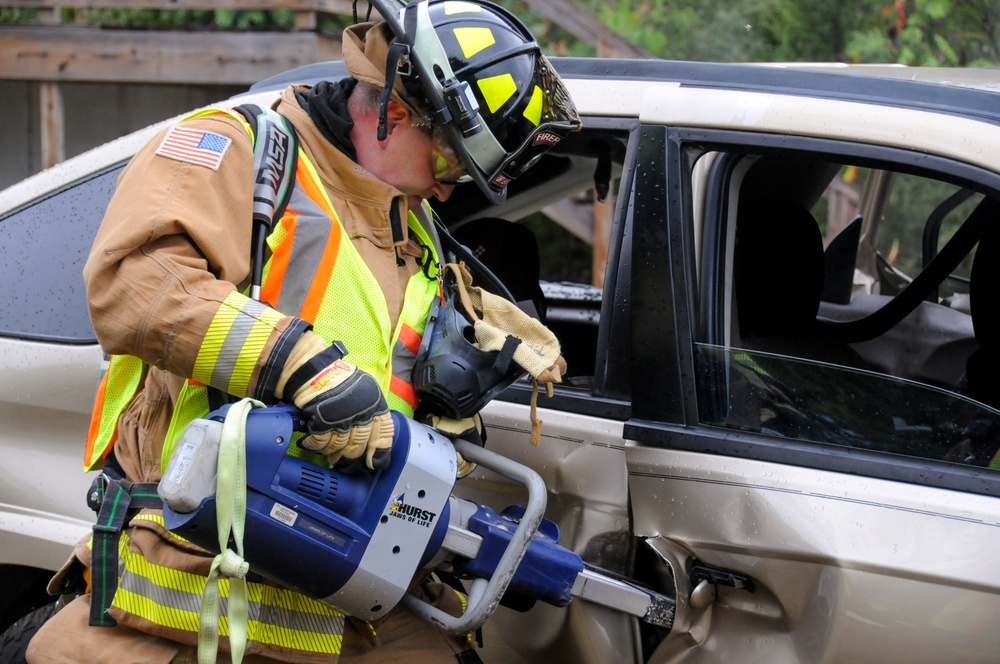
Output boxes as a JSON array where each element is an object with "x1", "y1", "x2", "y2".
[
  {"x1": 262, "y1": 159, "x2": 343, "y2": 325},
  {"x1": 257, "y1": 151, "x2": 440, "y2": 416},
  {"x1": 389, "y1": 323, "x2": 423, "y2": 412}
]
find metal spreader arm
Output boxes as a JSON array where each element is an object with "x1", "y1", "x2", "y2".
[{"x1": 400, "y1": 438, "x2": 547, "y2": 635}]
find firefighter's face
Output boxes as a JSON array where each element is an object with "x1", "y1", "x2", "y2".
[{"x1": 356, "y1": 101, "x2": 457, "y2": 209}]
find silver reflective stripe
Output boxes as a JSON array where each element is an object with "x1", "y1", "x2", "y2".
[
  {"x1": 256, "y1": 600, "x2": 346, "y2": 641},
  {"x1": 274, "y1": 189, "x2": 333, "y2": 316},
  {"x1": 210, "y1": 298, "x2": 271, "y2": 391},
  {"x1": 392, "y1": 337, "x2": 418, "y2": 383},
  {"x1": 117, "y1": 566, "x2": 203, "y2": 616}
]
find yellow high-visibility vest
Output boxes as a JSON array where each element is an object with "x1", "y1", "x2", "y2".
[{"x1": 84, "y1": 107, "x2": 440, "y2": 472}]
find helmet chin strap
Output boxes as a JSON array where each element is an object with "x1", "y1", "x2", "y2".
[{"x1": 377, "y1": 41, "x2": 411, "y2": 141}]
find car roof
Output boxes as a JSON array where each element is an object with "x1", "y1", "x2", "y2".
[
  {"x1": 4, "y1": 57, "x2": 999, "y2": 214},
  {"x1": 550, "y1": 58, "x2": 1000, "y2": 123},
  {"x1": 762, "y1": 61, "x2": 1000, "y2": 91},
  {"x1": 250, "y1": 57, "x2": 1000, "y2": 122}
]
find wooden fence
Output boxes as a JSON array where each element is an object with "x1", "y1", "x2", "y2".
[{"x1": 2, "y1": 0, "x2": 648, "y2": 169}]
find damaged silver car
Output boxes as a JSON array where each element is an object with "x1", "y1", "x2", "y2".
[{"x1": 2, "y1": 58, "x2": 1000, "y2": 663}]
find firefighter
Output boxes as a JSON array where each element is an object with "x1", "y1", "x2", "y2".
[{"x1": 26, "y1": 1, "x2": 579, "y2": 662}]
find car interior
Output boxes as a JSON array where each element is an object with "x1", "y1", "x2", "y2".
[
  {"x1": 697, "y1": 147, "x2": 1000, "y2": 468},
  {"x1": 421, "y1": 119, "x2": 1000, "y2": 470},
  {"x1": 434, "y1": 124, "x2": 631, "y2": 392}
]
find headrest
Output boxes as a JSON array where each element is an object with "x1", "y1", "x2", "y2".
[
  {"x1": 734, "y1": 199, "x2": 825, "y2": 337},
  {"x1": 452, "y1": 218, "x2": 546, "y2": 319}
]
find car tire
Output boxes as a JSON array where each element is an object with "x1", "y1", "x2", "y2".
[{"x1": 0, "y1": 601, "x2": 60, "y2": 664}]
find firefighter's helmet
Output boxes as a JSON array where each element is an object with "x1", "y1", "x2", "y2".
[{"x1": 344, "y1": 0, "x2": 582, "y2": 204}]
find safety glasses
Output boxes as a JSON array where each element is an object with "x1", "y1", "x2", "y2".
[{"x1": 430, "y1": 126, "x2": 473, "y2": 185}]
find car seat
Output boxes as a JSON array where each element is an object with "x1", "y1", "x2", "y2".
[
  {"x1": 725, "y1": 199, "x2": 873, "y2": 440},
  {"x1": 733, "y1": 199, "x2": 868, "y2": 368},
  {"x1": 452, "y1": 217, "x2": 547, "y2": 322}
]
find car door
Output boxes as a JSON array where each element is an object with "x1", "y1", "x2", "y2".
[
  {"x1": 625, "y1": 92, "x2": 1000, "y2": 663},
  {"x1": 451, "y1": 118, "x2": 647, "y2": 664}
]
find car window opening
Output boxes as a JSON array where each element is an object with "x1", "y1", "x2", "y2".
[{"x1": 698, "y1": 148, "x2": 1000, "y2": 471}]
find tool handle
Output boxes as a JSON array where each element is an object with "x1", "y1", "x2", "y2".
[{"x1": 400, "y1": 438, "x2": 547, "y2": 635}]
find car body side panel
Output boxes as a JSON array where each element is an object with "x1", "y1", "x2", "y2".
[
  {"x1": 628, "y1": 441, "x2": 1000, "y2": 664},
  {"x1": 0, "y1": 339, "x2": 101, "y2": 570},
  {"x1": 455, "y1": 400, "x2": 640, "y2": 664}
]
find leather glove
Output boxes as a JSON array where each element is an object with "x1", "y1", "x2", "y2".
[
  {"x1": 278, "y1": 332, "x2": 393, "y2": 472},
  {"x1": 427, "y1": 413, "x2": 485, "y2": 479}
]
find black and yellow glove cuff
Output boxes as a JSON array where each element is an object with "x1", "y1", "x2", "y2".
[
  {"x1": 282, "y1": 340, "x2": 349, "y2": 401},
  {"x1": 255, "y1": 317, "x2": 312, "y2": 403}
]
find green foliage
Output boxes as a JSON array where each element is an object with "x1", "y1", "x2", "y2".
[
  {"x1": 845, "y1": 0, "x2": 1000, "y2": 66},
  {"x1": 740, "y1": 0, "x2": 893, "y2": 62},
  {"x1": 72, "y1": 7, "x2": 295, "y2": 30},
  {"x1": 6, "y1": 0, "x2": 999, "y2": 67},
  {"x1": 513, "y1": 0, "x2": 1000, "y2": 67},
  {"x1": 877, "y1": 172, "x2": 979, "y2": 282},
  {"x1": 501, "y1": 1, "x2": 592, "y2": 57},
  {"x1": 582, "y1": 0, "x2": 764, "y2": 62},
  {"x1": 0, "y1": 8, "x2": 38, "y2": 23},
  {"x1": 317, "y1": 12, "x2": 354, "y2": 37}
]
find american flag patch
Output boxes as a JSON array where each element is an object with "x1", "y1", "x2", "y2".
[{"x1": 154, "y1": 126, "x2": 232, "y2": 170}]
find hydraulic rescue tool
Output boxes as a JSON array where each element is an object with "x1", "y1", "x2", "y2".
[{"x1": 159, "y1": 404, "x2": 675, "y2": 634}]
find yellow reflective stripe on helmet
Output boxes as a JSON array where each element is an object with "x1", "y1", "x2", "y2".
[
  {"x1": 444, "y1": 0, "x2": 481, "y2": 14},
  {"x1": 192, "y1": 291, "x2": 284, "y2": 396},
  {"x1": 523, "y1": 85, "x2": 543, "y2": 126},
  {"x1": 477, "y1": 73, "x2": 517, "y2": 114},
  {"x1": 113, "y1": 515, "x2": 345, "y2": 655},
  {"x1": 454, "y1": 26, "x2": 495, "y2": 59}
]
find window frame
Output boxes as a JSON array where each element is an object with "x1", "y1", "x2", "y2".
[
  {"x1": 624, "y1": 124, "x2": 1000, "y2": 498},
  {"x1": 497, "y1": 119, "x2": 641, "y2": 421}
]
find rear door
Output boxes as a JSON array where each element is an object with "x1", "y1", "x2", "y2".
[{"x1": 626, "y1": 87, "x2": 1000, "y2": 663}]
